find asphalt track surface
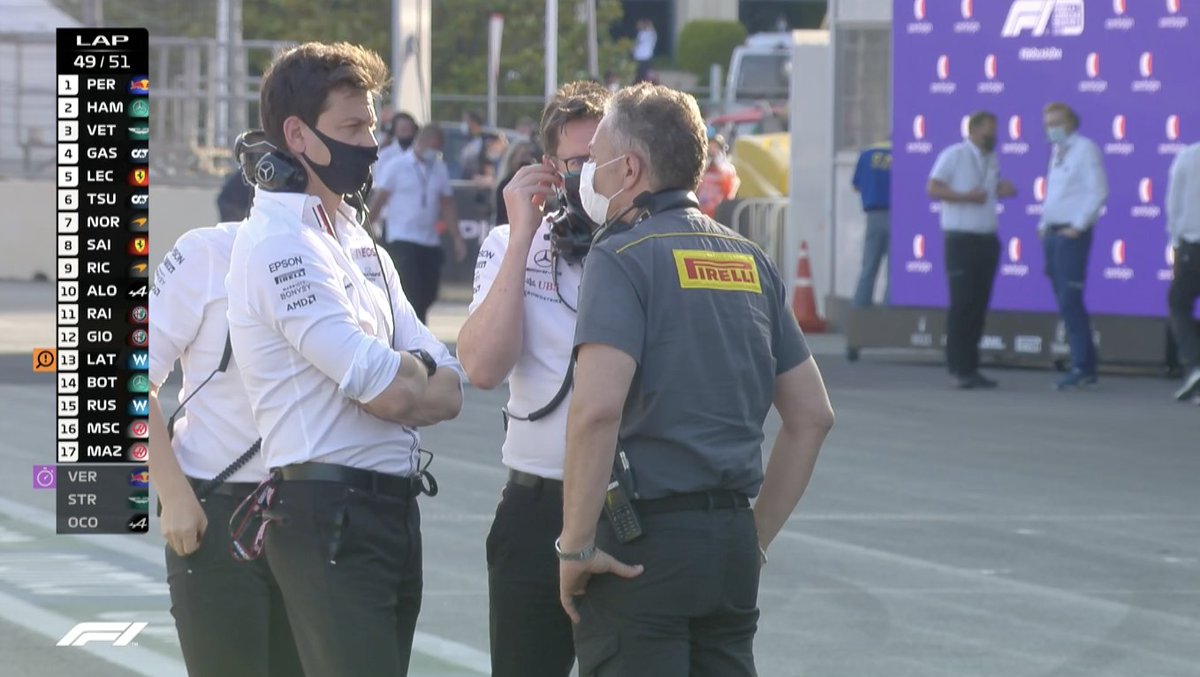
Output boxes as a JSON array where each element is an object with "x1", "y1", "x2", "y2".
[{"x1": 1, "y1": 280, "x2": 1197, "y2": 676}]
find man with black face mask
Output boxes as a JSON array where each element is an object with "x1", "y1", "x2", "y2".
[
  {"x1": 456, "y1": 80, "x2": 610, "y2": 677},
  {"x1": 226, "y1": 42, "x2": 464, "y2": 677},
  {"x1": 379, "y1": 110, "x2": 419, "y2": 169},
  {"x1": 928, "y1": 110, "x2": 1018, "y2": 389}
]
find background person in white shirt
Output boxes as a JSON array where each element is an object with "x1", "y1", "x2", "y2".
[
  {"x1": 456, "y1": 80, "x2": 610, "y2": 677},
  {"x1": 225, "y1": 42, "x2": 463, "y2": 677},
  {"x1": 1166, "y1": 142, "x2": 1200, "y2": 402},
  {"x1": 1038, "y1": 103, "x2": 1108, "y2": 390},
  {"x1": 927, "y1": 111, "x2": 1017, "y2": 389},
  {"x1": 370, "y1": 124, "x2": 466, "y2": 323},
  {"x1": 377, "y1": 109, "x2": 418, "y2": 169},
  {"x1": 148, "y1": 221, "x2": 303, "y2": 677},
  {"x1": 632, "y1": 19, "x2": 657, "y2": 83}
]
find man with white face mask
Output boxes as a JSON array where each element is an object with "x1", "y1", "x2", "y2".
[
  {"x1": 370, "y1": 125, "x2": 467, "y2": 322},
  {"x1": 458, "y1": 80, "x2": 611, "y2": 677},
  {"x1": 1038, "y1": 102, "x2": 1108, "y2": 390},
  {"x1": 557, "y1": 83, "x2": 835, "y2": 676}
]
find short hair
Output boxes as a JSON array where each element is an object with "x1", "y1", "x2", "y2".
[
  {"x1": 465, "y1": 110, "x2": 484, "y2": 126},
  {"x1": 607, "y1": 83, "x2": 707, "y2": 191},
  {"x1": 538, "y1": 80, "x2": 611, "y2": 159},
  {"x1": 259, "y1": 42, "x2": 388, "y2": 150},
  {"x1": 1043, "y1": 102, "x2": 1080, "y2": 128},
  {"x1": 391, "y1": 111, "x2": 418, "y2": 134},
  {"x1": 967, "y1": 111, "x2": 997, "y2": 133},
  {"x1": 417, "y1": 124, "x2": 443, "y2": 146}
]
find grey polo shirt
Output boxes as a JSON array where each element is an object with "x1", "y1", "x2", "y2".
[{"x1": 574, "y1": 207, "x2": 811, "y2": 499}]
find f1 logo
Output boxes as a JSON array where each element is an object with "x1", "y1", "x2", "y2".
[
  {"x1": 57, "y1": 622, "x2": 147, "y2": 647},
  {"x1": 1001, "y1": 0, "x2": 1085, "y2": 37}
]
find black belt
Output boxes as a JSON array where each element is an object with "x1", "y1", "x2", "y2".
[
  {"x1": 508, "y1": 469, "x2": 563, "y2": 491},
  {"x1": 632, "y1": 490, "x2": 750, "y2": 516},
  {"x1": 277, "y1": 462, "x2": 420, "y2": 499},
  {"x1": 187, "y1": 476, "x2": 259, "y2": 498}
]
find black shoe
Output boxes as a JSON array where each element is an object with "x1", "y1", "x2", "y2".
[
  {"x1": 954, "y1": 372, "x2": 997, "y2": 389},
  {"x1": 971, "y1": 372, "x2": 998, "y2": 389},
  {"x1": 1174, "y1": 368, "x2": 1200, "y2": 401}
]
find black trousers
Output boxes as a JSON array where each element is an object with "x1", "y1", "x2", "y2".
[
  {"x1": 487, "y1": 480, "x2": 575, "y2": 677},
  {"x1": 1169, "y1": 242, "x2": 1200, "y2": 369},
  {"x1": 385, "y1": 239, "x2": 444, "y2": 324},
  {"x1": 265, "y1": 478, "x2": 423, "y2": 677},
  {"x1": 574, "y1": 506, "x2": 761, "y2": 677},
  {"x1": 166, "y1": 481, "x2": 304, "y2": 677},
  {"x1": 943, "y1": 232, "x2": 1000, "y2": 376}
]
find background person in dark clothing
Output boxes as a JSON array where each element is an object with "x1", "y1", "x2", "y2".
[
  {"x1": 216, "y1": 168, "x2": 253, "y2": 221},
  {"x1": 927, "y1": 111, "x2": 1017, "y2": 389},
  {"x1": 557, "y1": 83, "x2": 835, "y2": 676},
  {"x1": 493, "y1": 139, "x2": 540, "y2": 226}
]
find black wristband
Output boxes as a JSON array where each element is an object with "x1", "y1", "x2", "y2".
[{"x1": 407, "y1": 349, "x2": 437, "y2": 378}]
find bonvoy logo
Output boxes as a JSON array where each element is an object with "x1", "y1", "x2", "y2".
[
  {"x1": 1105, "y1": 239, "x2": 1133, "y2": 280},
  {"x1": 58, "y1": 622, "x2": 147, "y2": 647},
  {"x1": 956, "y1": 0, "x2": 981, "y2": 33},
  {"x1": 1160, "y1": 0, "x2": 1188, "y2": 29},
  {"x1": 908, "y1": 0, "x2": 933, "y2": 33},
  {"x1": 1001, "y1": 0, "x2": 1086, "y2": 38},
  {"x1": 1002, "y1": 237, "x2": 1029, "y2": 277},
  {"x1": 908, "y1": 115, "x2": 932, "y2": 154},
  {"x1": 1160, "y1": 115, "x2": 1185, "y2": 155},
  {"x1": 1107, "y1": 0, "x2": 1134, "y2": 29}
]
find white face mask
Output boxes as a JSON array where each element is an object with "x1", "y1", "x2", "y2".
[{"x1": 579, "y1": 155, "x2": 626, "y2": 225}]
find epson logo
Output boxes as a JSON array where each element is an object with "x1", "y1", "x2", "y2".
[{"x1": 1001, "y1": 0, "x2": 1086, "y2": 38}]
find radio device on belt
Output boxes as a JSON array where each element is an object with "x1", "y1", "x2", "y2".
[{"x1": 605, "y1": 449, "x2": 644, "y2": 543}]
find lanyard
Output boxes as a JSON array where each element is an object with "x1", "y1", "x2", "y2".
[{"x1": 311, "y1": 204, "x2": 393, "y2": 341}]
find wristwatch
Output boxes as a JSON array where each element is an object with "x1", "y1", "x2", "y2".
[
  {"x1": 407, "y1": 349, "x2": 437, "y2": 378},
  {"x1": 554, "y1": 537, "x2": 596, "y2": 561}
]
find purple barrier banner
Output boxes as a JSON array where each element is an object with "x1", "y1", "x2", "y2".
[{"x1": 891, "y1": 0, "x2": 1196, "y2": 317}]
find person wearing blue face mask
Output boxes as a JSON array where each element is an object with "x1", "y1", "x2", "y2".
[{"x1": 1038, "y1": 102, "x2": 1108, "y2": 390}]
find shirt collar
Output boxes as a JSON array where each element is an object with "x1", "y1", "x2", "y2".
[{"x1": 252, "y1": 190, "x2": 360, "y2": 235}]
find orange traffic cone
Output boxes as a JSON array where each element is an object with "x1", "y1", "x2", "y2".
[{"x1": 792, "y1": 241, "x2": 826, "y2": 333}]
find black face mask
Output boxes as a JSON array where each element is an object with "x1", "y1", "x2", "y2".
[
  {"x1": 395, "y1": 135, "x2": 415, "y2": 150},
  {"x1": 303, "y1": 125, "x2": 378, "y2": 196},
  {"x1": 981, "y1": 135, "x2": 997, "y2": 153},
  {"x1": 561, "y1": 172, "x2": 598, "y2": 228}
]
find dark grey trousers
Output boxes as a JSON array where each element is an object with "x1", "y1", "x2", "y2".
[{"x1": 574, "y1": 506, "x2": 761, "y2": 677}]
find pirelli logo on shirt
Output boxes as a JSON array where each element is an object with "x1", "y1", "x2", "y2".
[{"x1": 672, "y1": 249, "x2": 762, "y2": 294}]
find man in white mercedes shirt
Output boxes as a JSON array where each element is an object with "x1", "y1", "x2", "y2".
[
  {"x1": 456, "y1": 80, "x2": 610, "y2": 677},
  {"x1": 225, "y1": 42, "x2": 463, "y2": 677},
  {"x1": 149, "y1": 212, "x2": 303, "y2": 676}
]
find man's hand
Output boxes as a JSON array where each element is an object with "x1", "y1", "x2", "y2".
[
  {"x1": 997, "y1": 179, "x2": 1017, "y2": 199},
  {"x1": 161, "y1": 493, "x2": 208, "y2": 557},
  {"x1": 503, "y1": 162, "x2": 560, "y2": 238},
  {"x1": 1060, "y1": 227, "x2": 1081, "y2": 239},
  {"x1": 963, "y1": 188, "x2": 988, "y2": 204},
  {"x1": 559, "y1": 549, "x2": 644, "y2": 623}
]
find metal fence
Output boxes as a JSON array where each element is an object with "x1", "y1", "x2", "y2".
[
  {"x1": 0, "y1": 31, "x2": 292, "y2": 184},
  {"x1": 727, "y1": 197, "x2": 789, "y2": 273}
]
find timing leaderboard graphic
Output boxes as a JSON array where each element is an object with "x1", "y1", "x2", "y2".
[{"x1": 54, "y1": 28, "x2": 151, "y2": 534}]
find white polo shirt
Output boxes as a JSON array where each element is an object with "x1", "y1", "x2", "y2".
[
  {"x1": 149, "y1": 222, "x2": 266, "y2": 483},
  {"x1": 469, "y1": 221, "x2": 581, "y2": 479},
  {"x1": 929, "y1": 141, "x2": 1000, "y2": 234},
  {"x1": 226, "y1": 191, "x2": 461, "y2": 476},
  {"x1": 376, "y1": 151, "x2": 453, "y2": 246},
  {"x1": 1039, "y1": 133, "x2": 1108, "y2": 232},
  {"x1": 1167, "y1": 143, "x2": 1200, "y2": 246}
]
